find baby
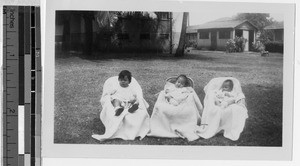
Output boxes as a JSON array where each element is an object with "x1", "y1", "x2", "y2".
[
  {"x1": 110, "y1": 70, "x2": 139, "y2": 116},
  {"x1": 214, "y1": 79, "x2": 236, "y2": 108},
  {"x1": 165, "y1": 75, "x2": 193, "y2": 106}
]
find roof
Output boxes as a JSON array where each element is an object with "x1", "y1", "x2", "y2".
[
  {"x1": 186, "y1": 17, "x2": 258, "y2": 33},
  {"x1": 264, "y1": 22, "x2": 284, "y2": 30}
]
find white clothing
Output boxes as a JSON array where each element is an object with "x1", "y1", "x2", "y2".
[
  {"x1": 165, "y1": 83, "x2": 191, "y2": 106},
  {"x1": 111, "y1": 85, "x2": 137, "y2": 107},
  {"x1": 148, "y1": 82, "x2": 203, "y2": 141},
  {"x1": 92, "y1": 76, "x2": 150, "y2": 141},
  {"x1": 197, "y1": 77, "x2": 248, "y2": 141}
]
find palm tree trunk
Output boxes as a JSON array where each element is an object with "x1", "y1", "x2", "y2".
[{"x1": 175, "y1": 12, "x2": 189, "y2": 57}]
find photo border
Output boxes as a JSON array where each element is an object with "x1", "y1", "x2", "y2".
[{"x1": 42, "y1": 0, "x2": 295, "y2": 160}]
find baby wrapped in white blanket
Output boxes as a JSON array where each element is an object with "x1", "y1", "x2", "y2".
[
  {"x1": 164, "y1": 82, "x2": 193, "y2": 106},
  {"x1": 148, "y1": 75, "x2": 203, "y2": 141},
  {"x1": 214, "y1": 79, "x2": 237, "y2": 109},
  {"x1": 197, "y1": 77, "x2": 248, "y2": 141}
]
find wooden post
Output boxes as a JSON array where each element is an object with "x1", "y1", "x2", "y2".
[{"x1": 169, "y1": 12, "x2": 173, "y2": 54}]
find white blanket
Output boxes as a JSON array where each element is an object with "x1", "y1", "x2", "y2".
[
  {"x1": 197, "y1": 77, "x2": 248, "y2": 141},
  {"x1": 147, "y1": 84, "x2": 203, "y2": 141},
  {"x1": 92, "y1": 76, "x2": 150, "y2": 141}
]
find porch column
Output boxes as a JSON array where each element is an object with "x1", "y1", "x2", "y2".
[
  {"x1": 253, "y1": 31, "x2": 256, "y2": 43},
  {"x1": 243, "y1": 30, "x2": 249, "y2": 51},
  {"x1": 232, "y1": 29, "x2": 235, "y2": 38}
]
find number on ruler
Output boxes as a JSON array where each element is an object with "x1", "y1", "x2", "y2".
[
  {"x1": 10, "y1": 54, "x2": 15, "y2": 57},
  {"x1": 8, "y1": 108, "x2": 15, "y2": 113}
]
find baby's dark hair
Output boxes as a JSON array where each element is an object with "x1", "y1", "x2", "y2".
[
  {"x1": 177, "y1": 74, "x2": 189, "y2": 87},
  {"x1": 223, "y1": 79, "x2": 234, "y2": 90},
  {"x1": 118, "y1": 70, "x2": 132, "y2": 83}
]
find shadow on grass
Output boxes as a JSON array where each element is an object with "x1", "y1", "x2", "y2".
[
  {"x1": 241, "y1": 84, "x2": 282, "y2": 146},
  {"x1": 56, "y1": 51, "x2": 218, "y2": 62}
]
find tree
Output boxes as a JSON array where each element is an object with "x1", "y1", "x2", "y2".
[
  {"x1": 175, "y1": 12, "x2": 189, "y2": 57},
  {"x1": 234, "y1": 13, "x2": 273, "y2": 30}
]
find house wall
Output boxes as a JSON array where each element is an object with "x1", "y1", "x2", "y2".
[
  {"x1": 194, "y1": 21, "x2": 257, "y2": 51},
  {"x1": 198, "y1": 39, "x2": 211, "y2": 49},
  {"x1": 197, "y1": 32, "x2": 211, "y2": 50},
  {"x1": 117, "y1": 18, "x2": 171, "y2": 52},
  {"x1": 216, "y1": 39, "x2": 228, "y2": 50},
  {"x1": 274, "y1": 29, "x2": 283, "y2": 42},
  {"x1": 216, "y1": 30, "x2": 232, "y2": 50},
  {"x1": 243, "y1": 30, "x2": 249, "y2": 51}
]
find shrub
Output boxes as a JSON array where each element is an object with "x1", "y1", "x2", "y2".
[
  {"x1": 225, "y1": 39, "x2": 236, "y2": 53},
  {"x1": 264, "y1": 41, "x2": 283, "y2": 53},
  {"x1": 186, "y1": 40, "x2": 197, "y2": 48},
  {"x1": 225, "y1": 36, "x2": 247, "y2": 53},
  {"x1": 252, "y1": 41, "x2": 265, "y2": 52},
  {"x1": 234, "y1": 36, "x2": 247, "y2": 52}
]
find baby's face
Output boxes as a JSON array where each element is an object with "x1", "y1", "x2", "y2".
[
  {"x1": 221, "y1": 81, "x2": 232, "y2": 92},
  {"x1": 175, "y1": 77, "x2": 186, "y2": 88},
  {"x1": 118, "y1": 76, "x2": 130, "y2": 87}
]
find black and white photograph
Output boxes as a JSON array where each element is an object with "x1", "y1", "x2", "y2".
[{"x1": 42, "y1": 0, "x2": 295, "y2": 160}]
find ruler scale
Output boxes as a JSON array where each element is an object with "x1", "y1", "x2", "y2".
[
  {"x1": 3, "y1": 6, "x2": 19, "y2": 166},
  {"x1": 34, "y1": 6, "x2": 42, "y2": 166},
  {"x1": 2, "y1": 6, "x2": 41, "y2": 166}
]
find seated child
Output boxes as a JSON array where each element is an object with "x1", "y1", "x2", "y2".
[
  {"x1": 214, "y1": 79, "x2": 237, "y2": 108},
  {"x1": 164, "y1": 75, "x2": 193, "y2": 106},
  {"x1": 110, "y1": 70, "x2": 139, "y2": 116}
]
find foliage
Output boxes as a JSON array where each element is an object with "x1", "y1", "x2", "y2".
[
  {"x1": 186, "y1": 40, "x2": 197, "y2": 48},
  {"x1": 93, "y1": 11, "x2": 170, "y2": 53},
  {"x1": 225, "y1": 37, "x2": 247, "y2": 52},
  {"x1": 252, "y1": 41, "x2": 265, "y2": 52},
  {"x1": 257, "y1": 29, "x2": 275, "y2": 44},
  {"x1": 264, "y1": 41, "x2": 283, "y2": 53},
  {"x1": 225, "y1": 39, "x2": 236, "y2": 53},
  {"x1": 234, "y1": 36, "x2": 247, "y2": 52}
]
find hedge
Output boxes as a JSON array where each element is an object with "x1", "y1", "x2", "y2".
[{"x1": 264, "y1": 41, "x2": 283, "y2": 53}]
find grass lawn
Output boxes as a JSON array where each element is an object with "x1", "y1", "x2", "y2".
[{"x1": 55, "y1": 50, "x2": 283, "y2": 146}]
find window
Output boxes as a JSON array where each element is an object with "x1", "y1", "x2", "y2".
[
  {"x1": 159, "y1": 34, "x2": 169, "y2": 39},
  {"x1": 140, "y1": 33, "x2": 150, "y2": 40},
  {"x1": 117, "y1": 33, "x2": 129, "y2": 40},
  {"x1": 199, "y1": 31, "x2": 209, "y2": 39},
  {"x1": 219, "y1": 30, "x2": 231, "y2": 39},
  {"x1": 160, "y1": 13, "x2": 169, "y2": 20}
]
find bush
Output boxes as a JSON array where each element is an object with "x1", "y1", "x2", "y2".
[
  {"x1": 225, "y1": 39, "x2": 236, "y2": 53},
  {"x1": 225, "y1": 36, "x2": 247, "y2": 53},
  {"x1": 186, "y1": 40, "x2": 197, "y2": 48},
  {"x1": 234, "y1": 36, "x2": 247, "y2": 52},
  {"x1": 252, "y1": 41, "x2": 265, "y2": 52},
  {"x1": 264, "y1": 41, "x2": 283, "y2": 53}
]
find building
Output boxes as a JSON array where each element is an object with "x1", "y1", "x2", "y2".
[
  {"x1": 264, "y1": 22, "x2": 284, "y2": 42},
  {"x1": 55, "y1": 11, "x2": 173, "y2": 53},
  {"x1": 186, "y1": 17, "x2": 258, "y2": 51}
]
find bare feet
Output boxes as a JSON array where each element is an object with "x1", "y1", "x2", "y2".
[
  {"x1": 128, "y1": 104, "x2": 139, "y2": 113},
  {"x1": 115, "y1": 107, "x2": 124, "y2": 116}
]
